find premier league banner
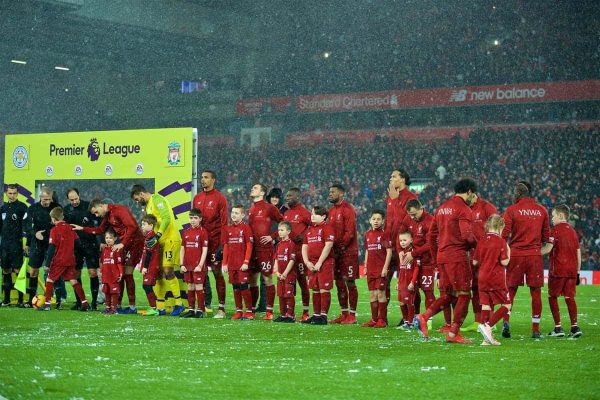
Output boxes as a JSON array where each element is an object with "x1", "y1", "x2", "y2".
[{"x1": 5, "y1": 127, "x2": 197, "y2": 231}]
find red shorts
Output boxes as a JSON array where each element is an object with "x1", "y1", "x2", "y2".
[
  {"x1": 398, "y1": 287, "x2": 416, "y2": 305},
  {"x1": 48, "y1": 265, "x2": 77, "y2": 282},
  {"x1": 228, "y1": 269, "x2": 250, "y2": 285},
  {"x1": 334, "y1": 251, "x2": 359, "y2": 280},
  {"x1": 250, "y1": 248, "x2": 274, "y2": 275},
  {"x1": 506, "y1": 255, "x2": 543, "y2": 288},
  {"x1": 418, "y1": 265, "x2": 435, "y2": 291},
  {"x1": 142, "y1": 264, "x2": 160, "y2": 286},
  {"x1": 308, "y1": 259, "x2": 334, "y2": 290},
  {"x1": 125, "y1": 240, "x2": 144, "y2": 267},
  {"x1": 367, "y1": 276, "x2": 386, "y2": 291},
  {"x1": 438, "y1": 260, "x2": 472, "y2": 292},
  {"x1": 103, "y1": 281, "x2": 120, "y2": 295},
  {"x1": 183, "y1": 270, "x2": 207, "y2": 285},
  {"x1": 548, "y1": 276, "x2": 577, "y2": 298},
  {"x1": 479, "y1": 289, "x2": 510, "y2": 306},
  {"x1": 277, "y1": 274, "x2": 297, "y2": 298}
]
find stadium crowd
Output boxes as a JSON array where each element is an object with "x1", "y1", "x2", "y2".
[{"x1": 200, "y1": 126, "x2": 599, "y2": 267}]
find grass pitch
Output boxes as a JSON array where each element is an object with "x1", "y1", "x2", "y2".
[{"x1": 1, "y1": 278, "x2": 598, "y2": 400}]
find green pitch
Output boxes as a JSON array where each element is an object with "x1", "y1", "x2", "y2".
[{"x1": 1, "y1": 278, "x2": 598, "y2": 400}]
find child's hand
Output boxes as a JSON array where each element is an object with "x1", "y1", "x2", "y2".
[
  {"x1": 306, "y1": 262, "x2": 315, "y2": 271},
  {"x1": 181, "y1": 266, "x2": 187, "y2": 273},
  {"x1": 194, "y1": 265, "x2": 202, "y2": 273},
  {"x1": 314, "y1": 262, "x2": 322, "y2": 271},
  {"x1": 117, "y1": 274, "x2": 122, "y2": 282},
  {"x1": 381, "y1": 269, "x2": 388, "y2": 278},
  {"x1": 240, "y1": 264, "x2": 248, "y2": 271},
  {"x1": 142, "y1": 268, "x2": 147, "y2": 275},
  {"x1": 408, "y1": 282, "x2": 414, "y2": 291},
  {"x1": 281, "y1": 272, "x2": 287, "y2": 280},
  {"x1": 222, "y1": 265, "x2": 228, "y2": 273}
]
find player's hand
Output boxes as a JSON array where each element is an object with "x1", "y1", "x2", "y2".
[
  {"x1": 70, "y1": 224, "x2": 83, "y2": 231},
  {"x1": 281, "y1": 272, "x2": 287, "y2": 280},
  {"x1": 306, "y1": 262, "x2": 315, "y2": 271},
  {"x1": 35, "y1": 230, "x2": 45, "y2": 241},
  {"x1": 381, "y1": 269, "x2": 388, "y2": 278},
  {"x1": 112, "y1": 243, "x2": 124, "y2": 251},
  {"x1": 181, "y1": 266, "x2": 187, "y2": 273},
  {"x1": 194, "y1": 266, "x2": 201, "y2": 273},
  {"x1": 388, "y1": 183, "x2": 400, "y2": 199},
  {"x1": 408, "y1": 282, "x2": 414, "y2": 291},
  {"x1": 314, "y1": 262, "x2": 322, "y2": 271},
  {"x1": 222, "y1": 264, "x2": 228, "y2": 273},
  {"x1": 142, "y1": 268, "x2": 147, "y2": 275},
  {"x1": 24, "y1": 246, "x2": 29, "y2": 256},
  {"x1": 117, "y1": 274, "x2": 122, "y2": 282},
  {"x1": 240, "y1": 264, "x2": 248, "y2": 271},
  {"x1": 260, "y1": 236, "x2": 273, "y2": 245},
  {"x1": 294, "y1": 235, "x2": 303, "y2": 243}
]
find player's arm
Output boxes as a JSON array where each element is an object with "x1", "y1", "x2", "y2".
[
  {"x1": 222, "y1": 243, "x2": 229, "y2": 269},
  {"x1": 383, "y1": 248, "x2": 393, "y2": 277},
  {"x1": 315, "y1": 241, "x2": 333, "y2": 269},
  {"x1": 151, "y1": 194, "x2": 171, "y2": 236},
  {"x1": 541, "y1": 242, "x2": 554, "y2": 256},
  {"x1": 240, "y1": 241, "x2": 252, "y2": 271},
  {"x1": 273, "y1": 259, "x2": 280, "y2": 278},
  {"x1": 282, "y1": 258, "x2": 295, "y2": 278},
  {"x1": 179, "y1": 245, "x2": 187, "y2": 272},
  {"x1": 409, "y1": 261, "x2": 420, "y2": 290},
  {"x1": 427, "y1": 217, "x2": 439, "y2": 265},
  {"x1": 116, "y1": 208, "x2": 139, "y2": 248},
  {"x1": 341, "y1": 208, "x2": 357, "y2": 248},
  {"x1": 301, "y1": 244, "x2": 309, "y2": 266},
  {"x1": 44, "y1": 244, "x2": 56, "y2": 269},
  {"x1": 198, "y1": 246, "x2": 208, "y2": 271},
  {"x1": 219, "y1": 195, "x2": 229, "y2": 246},
  {"x1": 577, "y1": 247, "x2": 581, "y2": 272},
  {"x1": 501, "y1": 209, "x2": 512, "y2": 240},
  {"x1": 458, "y1": 214, "x2": 476, "y2": 247},
  {"x1": 116, "y1": 251, "x2": 124, "y2": 280}
]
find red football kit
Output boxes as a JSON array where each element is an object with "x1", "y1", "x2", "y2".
[
  {"x1": 397, "y1": 247, "x2": 419, "y2": 303},
  {"x1": 471, "y1": 198, "x2": 498, "y2": 242},
  {"x1": 248, "y1": 199, "x2": 283, "y2": 274},
  {"x1": 386, "y1": 188, "x2": 417, "y2": 272},
  {"x1": 275, "y1": 238, "x2": 297, "y2": 298},
  {"x1": 192, "y1": 189, "x2": 229, "y2": 255},
  {"x1": 303, "y1": 222, "x2": 335, "y2": 290},
  {"x1": 223, "y1": 222, "x2": 253, "y2": 285},
  {"x1": 283, "y1": 203, "x2": 312, "y2": 277},
  {"x1": 140, "y1": 230, "x2": 161, "y2": 286},
  {"x1": 181, "y1": 226, "x2": 209, "y2": 285},
  {"x1": 83, "y1": 204, "x2": 144, "y2": 267},
  {"x1": 502, "y1": 197, "x2": 550, "y2": 288},
  {"x1": 100, "y1": 246, "x2": 123, "y2": 292},
  {"x1": 548, "y1": 222, "x2": 580, "y2": 298},
  {"x1": 364, "y1": 228, "x2": 392, "y2": 291},
  {"x1": 428, "y1": 195, "x2": 476, "y2": 292},
  {"x1": 402, "y1": 210, "x2": 435, "y2": 290},
  {"x1": 47, "y1": 221, "x2": 79, "y2": 281},
  {"x1": 473, "y1": 232, "x2": 510, "y2": 306},
  {"x1": 328, "y1": 200, "x2": 359, "y2": 279}
]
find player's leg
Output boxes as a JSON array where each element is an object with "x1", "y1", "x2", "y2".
[
  {"x1": 213, "y1": 267, "x2": 227, "y2": 315},
  {"x1": 262, "y1": 272, "x2": 275, "y2": 320},
  {"x1": 142, "y1": 283, "x2": 158, "y2": 316},
  {"x1": 84, "y1": 244, "x2": 101, "y2": 310},
  {"x1": 1, "y1": 267, "x2": 12, "y2": 306},
  {"x1": 375, "y1": 286, "x2": 388, "y2": 327},
  {"x1": 163, "y1": 267, "x2": 183, "y2": 316},
  {"x1": 362, "y1": 286, "x2": 378, "y2": 327},
  {"x1": 563, "y1": 277, "x2": 580, "y2": 337},
  {"x1": 183, "y1": 276, "x2": 196, "y2": 317},
  {"x1": 249, "y1": 271, "x2": 260, "y2": 311},
  {"x1": 343, "y1": 278, "x2": 358, "y2": 324},
  {"x1": 296, "y1": 261, "x2": 310, "y2": 320},
  {"x1": 331, "y1": 257, "x2": 349, "y2": 323},
  {"x1": 68, "y1": 277, "x2": 89, "y2": 310},
  {"x1": 71, "y1": 251, "x2": 84, "y2": 310},
  {"x1": 343, "y1": 254, "x2": 359, "y2": 323},
  {"x1": 319, "y1": 288, "x2": 331, "y2": 324},
  {"x1": 122, "y1": 265, "x2": 136, "y2": 311}
]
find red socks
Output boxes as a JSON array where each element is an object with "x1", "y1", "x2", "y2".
[
  {"x1": 370, "y1": 301, "x2": 378, "y2": 321},
  {"x1": 423, "y1": 293, "x2": 452, "y2": 320},
  {"x1": 266, "y1": 284, "x2": 275, "y2": 310},
  {"x1": 336, "y1": 279, "x2": 348, "y2": 310},
  {"x1": 242, "y1": 288, "x2": 253, "y2": 311},
  {"x1": 378, "y1": 301, "x2": 387, "y2": 321},
  {"x1": 298, "y1": 276, "x2": 310, "y2": 308},
  {"x1": 44, "y1": 281, "x2": 54, "y2": 304},
  {"x1": 312, "y1": 291, "x2": 321, "y2": 316},
  {"x1": 320, "y1": 291, "x2": 331, "y2": 316},
  {"x1": 549, "y1": 296, "x2": 561, "y2": 325},
  {"x1": 531, "y1": 287, "x2": 542, "y2": 333},
  {"x1": 250, "y1": 285, "x2": 259, "y2": 308},
  {"x1": 488, "y1": 306, "x2": 509, "y2": 327},
  {"x1": 196, "y1": 290, "x2": 205, "y2": 312},
  {"x1": 286, "y1": 297, "x2": 295, "y2": 317},
  {"x1": 348, "y1": 284, "x2": 358, "y2": 312},
  {"x1": 216, "y1": 275, "x2": 226, "y2": 309},
  {"x1": 565, "y1": 297, "x2": 578, "y2": 327},
  {"x1": 471, "y1": 290, "x2": 482, "y2": 323},
  {"x1": 124, "y1": 274, "x2": 135, "y2": 305},
  {"x1": 187, "y1": 291, "x2": 196, "y2": 310},
  {"x1": 146, "y1": 291, "x2": 157, "y2": 308},
  {"x1": 233, "y1": 288, "x2": 243, "y2": 311},
  {"x1": 449, "y1": 294, "x2": 470, "y2": 334}
]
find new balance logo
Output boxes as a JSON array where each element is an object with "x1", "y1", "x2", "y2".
[{"x1": 449, "y1": 90, "x2": 467, "y2": 102}]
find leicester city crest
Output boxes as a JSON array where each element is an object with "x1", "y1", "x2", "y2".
[
  {"x1": 12, "y1": 146, "x2": 28, "y2": 168},
  {"x1": 167, "y1": 141, "x2": 181, "y2": 166}
]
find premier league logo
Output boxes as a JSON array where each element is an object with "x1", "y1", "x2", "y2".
[
  {"x1": 87, "y1": 138, "x2": 100, "y2": 162},
  {"x1": 167, "y1": 141, "x2": 181, "y2": 166}
]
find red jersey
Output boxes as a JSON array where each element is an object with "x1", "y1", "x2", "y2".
[
  {"x1": 428, "y1": 195, "x2": 476, "y2": 263},
  {"x1": 364, "y1": 228, "x2": 392, "y2": 277},
  {"x1": 397, "y1": 246, "x2": 419, "y2": 286},
  {"x1": 100, "y1": 246, "x2": 124, "y2": 283},
  {"x1": 386, "y1": 188, "x2": 417, "y2": 239},
  {"x1": 275, "y1": 238, "x2": 297, "y2": 274},
  {"x1": 223, "y1": 222, "x2": 253, "y2": 270},
  {"x1": 502, "y1": 197, "x2": 550, "y2": 256},
  {"x1": 48, "y1": 221, "x2": 78, "y2": 268},
  {"x1": 401, "y1": 210, "x2": 434, "y2": 266},
  {"x1": 283, "y1": 203, "x2": 312, "y2": 253},
  {"x1": 471, "y1": 197, "x2": 498, "y2": 241},
  {"x1": 140, "y1": 230, "x2": 160, "y2": 270},
  {"x1": 181, "y1": 226, "x2": 209, "y2": 268},
  {"x1": 328, "y1": 200, "x2": 358, "y2": 253},
  {"x1": 192, "y1": 189, "x2": 229, "y2": 251},
  {"x1": 248, "y1": 199, "x2": 283, "y2": 252},
  {"x1": 303, "y1": 223, "x2": 335, "y2": 263},
  {"x1": 473, "y1": 232, "x2": 509, "y2": 291},
  {"x1": 548, "y1": 222, "x2": 580, "y2": 278},
  {"x1": 83, "y1": 204, "x2": 143, "y2": 250}
]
